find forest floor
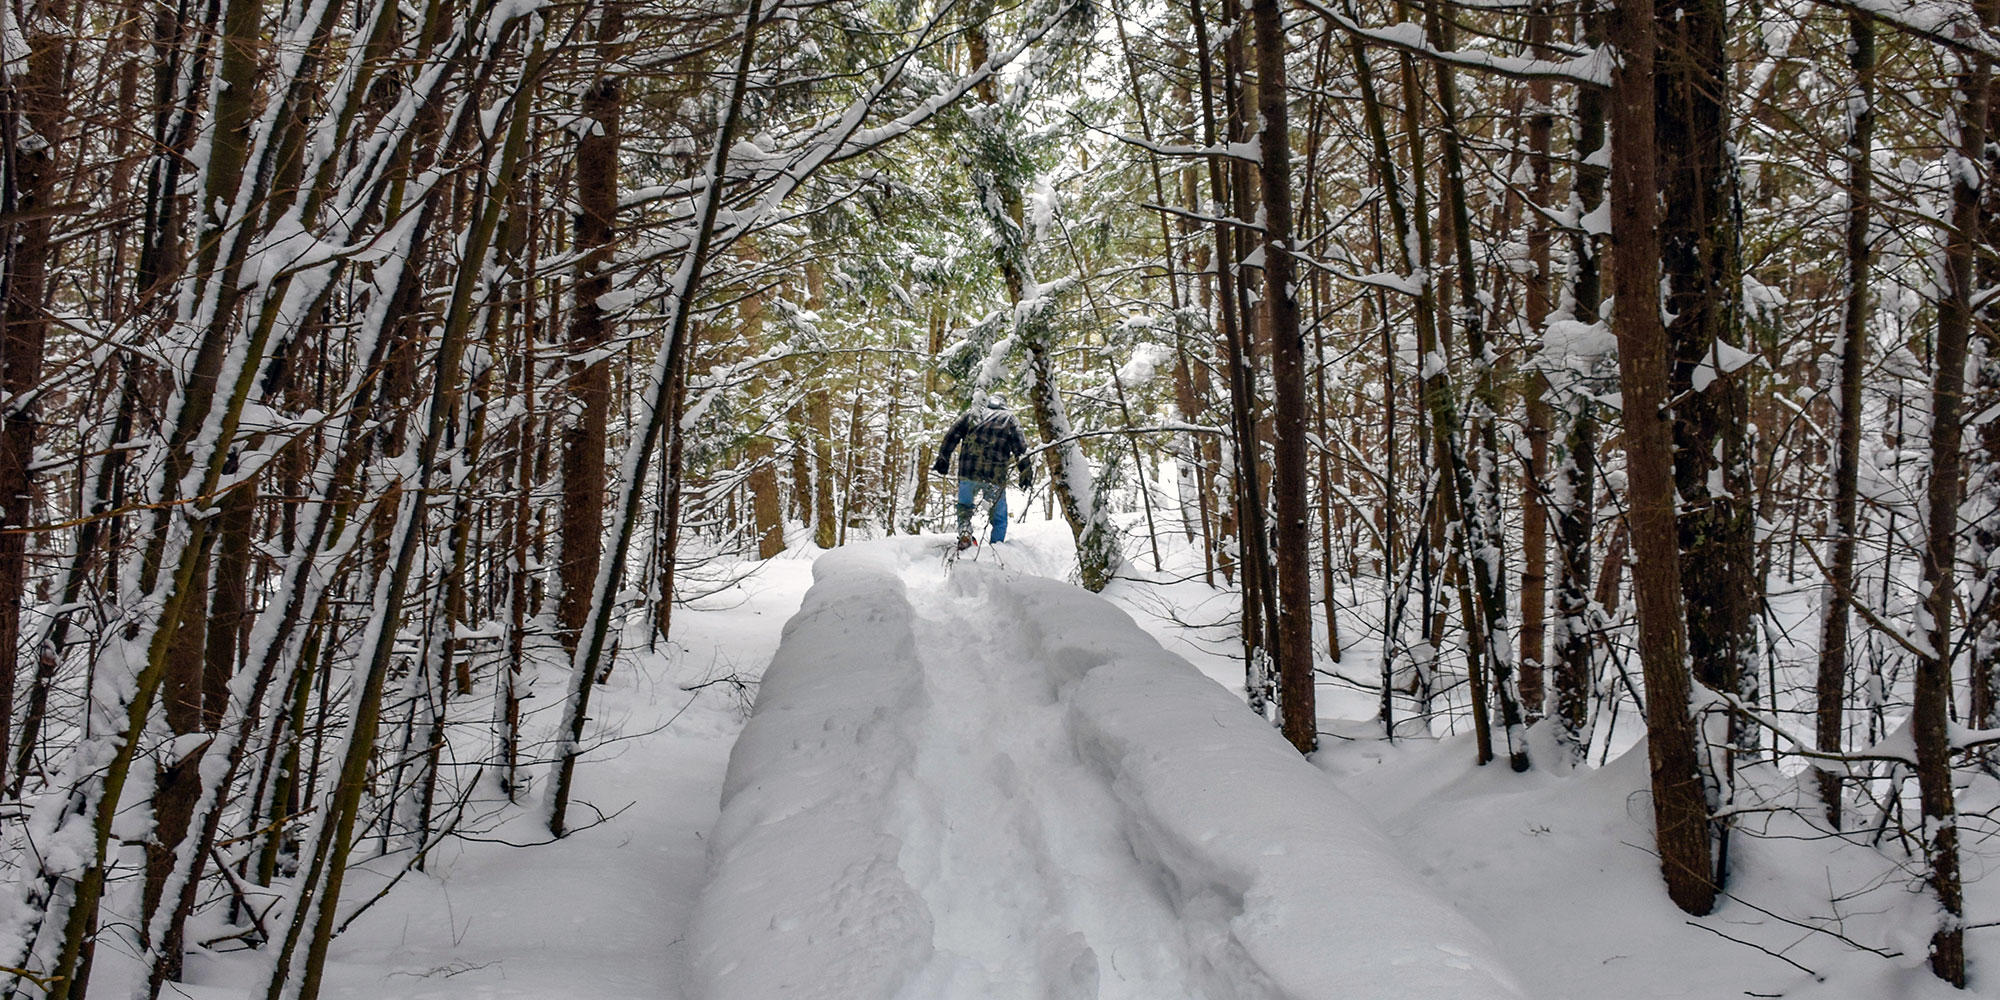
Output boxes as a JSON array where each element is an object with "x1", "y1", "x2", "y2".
[{"x1": 181, "y1": 515, "x2": 1997, "y2": 999}]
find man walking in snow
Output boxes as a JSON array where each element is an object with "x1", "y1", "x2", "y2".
[{"x1": 932, "y1": 395, "x2": 1035, "y2": 550}]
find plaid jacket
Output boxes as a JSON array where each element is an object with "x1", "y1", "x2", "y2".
[{"x1": 937, "y1": 405, "x2": 1031, "y2": 486}]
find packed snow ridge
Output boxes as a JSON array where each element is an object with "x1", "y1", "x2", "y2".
[{"x1": 688, "y1": 537, "x2": 1526, "y2": 999}]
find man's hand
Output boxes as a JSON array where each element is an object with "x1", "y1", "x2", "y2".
[
  {"x1": 932, "y1": 458, "x2": 949, "y2": 477},
  {"x1": 1018, "y1": 464, "x2": 1033, "y2": 489}
]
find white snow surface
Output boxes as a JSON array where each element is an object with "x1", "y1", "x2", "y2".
[
  {"x1": 688, "y1": 536, "x2": 1525, "y2": 1000},
  {"x1": 166, "y1": 520, "x2": 1996, "y2": 1000}
]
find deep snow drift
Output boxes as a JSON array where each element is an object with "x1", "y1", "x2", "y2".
[{"x1": 687, "y1": 537, "x2": 1524, "y2": 999}]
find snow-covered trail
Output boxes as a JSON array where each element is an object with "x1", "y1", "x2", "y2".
[
  {"x1": 187, "y1": 529, "x2": 1996, "y2": 1000},
  {"x1": 892, "y1": 564, "x2": 1222, "y2": 1000},
  {"x1": 691, "y1": 536, "x2": 1527, "y2": 1000}
]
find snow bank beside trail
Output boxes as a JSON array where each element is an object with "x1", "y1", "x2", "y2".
[
  {"x1": 988, "y1": 571, "x2": 1528, "y2": 1000},
  {"x1": 1329, "y1": 730, "x2": 1989, "y2": 1000},
  {"x1": 688, "y1": 544, "x2": 936, "y2": 1000}
]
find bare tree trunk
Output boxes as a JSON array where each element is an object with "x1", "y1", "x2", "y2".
[
  {"x1": 557, "y1": 0, "x2": 626, "y2": 652},
  {"x1": 741, "y1": 455, "x2": 774, "y2": 543},
  {"x1": 1975, "y1": 102, "x2": 2000, "y2": 745},
  {"x1": 1552, "y1": 0, "x2": 1609, "y2": 767},
  {"x1": 1658, "y1": 0, "x2": 1755, "y2": 793},
  {"x1": 502, "y1": 280, "x2": 539, "y2": 798},
  {"x1": 805, "y1": 264, "x2": 839, "y2": 549},
  {"x1": 964, "y1": 15, "x2": 1121, "y2": 590},
  {"x1": 909, "y1": 303, "x2": 945, "y2": 531},
  {"x1": 1910, "y1": 6, "x2": 1990, "y2": 983},
  {"x1": 655, "y1": 349, "x2": 694, "y2": 641},
  {"x1": 1399, "y1": 41, "x2": 1492, "y2": 765},
  {"x1": 259, "y1": 20, "x2": 546, "y2": 998},
  {"x1": 207, "y1": 484, "x2": 256, "y2": 718},
  {"x1": 1609, "y1": 0, "x2": 1715, "y2": 917},
  {"x1": 1327, "y1": 2, "x2": 1515, "y2": 766},
  {"x1": 547, "y1": 0, "x2": 763, "y2": 839},
  {"x1": 142, "y1": 538, "x2": 210, "y2": 979},
  {"x1": 1252, "y1": 0, "x2": 1315, "y2": 754},
  {"x1": 1225, "y1": 3, "x2": 1277, "y2": 659},
  {"x1": 789, "y1": 396, "x2": 815, "y2": 533},
  {"x1": 14, "y1": 0, "x2": 362, "y2": 986},
  {"x1": 0, "y1": 0, "x2": 68, "y2": 793},
  {"x1": 1312, "y1": 283, "x2": 1343, "y2": 663},
  {"x1": 1517, "y1": 0, "x2": 1558, "y2": 724},
  {"x1": 1117, "y1": 0, "x2": 1208, "y2": 564},
  {"x1": 838, "y1": 357, "x2": 868, "y2": 545},
  {"x1": 1189, "y1": 0, "x2": 1268, "y2": 699},
  {"x1": 745, "y1": 302, "x2": 784, "y2": 556},
  {"x1": 1815, "y1": 10, "x2": 1872, "y2": 827},
  {"x1": 1426, "y1": 0, "x2": 1528, "y2": 770},
  {"x1": 6, "y1": 0, "x2": 197, "y2": 800},
  {"x1": 1336, "y1": 11, "x2": 1427, "y2": 739}
]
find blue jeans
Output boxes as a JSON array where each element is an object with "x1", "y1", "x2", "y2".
[{"x1": 956, "y1": 479, "x2": 1008, "y2": 541}]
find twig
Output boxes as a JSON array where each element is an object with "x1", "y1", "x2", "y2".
[
  {"x1": 215, "y1": 805, "x2": 319, "y2": 849},
  {"x1": 0, "y1": 966, "x2": 63, "y2": 989},
  {"x1": 451, "y1": 799, "x2": 636, "y2": 848},
  {"x1": 1623, "y1": 842, "x2": 1905, "y2": 960},
  {"x1": 333, "y1": 765, "x2": 487, "y2": 937},
  {"x1": 1683, "y1": 921, "x2": 1822, "y2": 979},
  {"x1": 386, "y1": 960, "x2": 501, "y2": 980},
  {"x1": 207, "y1": 844, "x2": 274, "y2": 944},
  {"x1": 680, "y1": 674, "x2": 752, "y2": 693},
  {"x1": 1711, "y1": 692, "x2": 1916, "y2": 767},
  {"x1": 1802, "y1": 544, "x2": 1936, "y2": 660},
  {"x1": 1711, "y1": 883, "x2": 1904, "y2": 960}
]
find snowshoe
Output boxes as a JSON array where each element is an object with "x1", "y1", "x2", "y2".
[{"x1": 956, "y1": 534, "x2": 975, "y2": 552}]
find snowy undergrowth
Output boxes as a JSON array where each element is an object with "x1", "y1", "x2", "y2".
[{"x1": 169, "y1": 552, "x2": 821, "y2": 1000}]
